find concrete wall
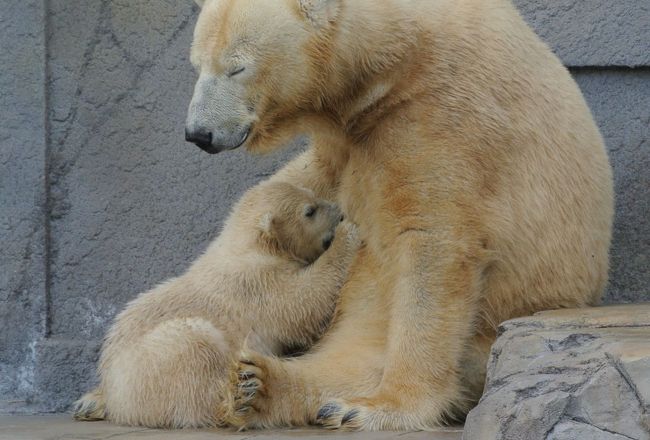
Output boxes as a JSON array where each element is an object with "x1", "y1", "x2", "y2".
[{"x1": 1, "y1": 0, "x2": 648, "y2": 413}]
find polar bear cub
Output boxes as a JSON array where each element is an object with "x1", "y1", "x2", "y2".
[{"x1": 73, "y1": 181, "x2": 360, "y2": 428}]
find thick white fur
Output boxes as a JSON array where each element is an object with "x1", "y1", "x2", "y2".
[
  {"x1": 187, "y1": 0, "x2": 614, "y2": 431},
  {"x1": 73, "y1": 181, "x2": 359, "y2": 428}
]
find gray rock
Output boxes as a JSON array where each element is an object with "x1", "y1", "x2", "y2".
[
  {"x1": 548, "y1": 421, "x2": 635, "y2": 440},
  {"x1": 464, "y1": 304, "x2": 650, "y2": 440}
]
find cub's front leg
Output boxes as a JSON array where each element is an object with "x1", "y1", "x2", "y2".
[
  {"x1": 228, "y1": 245, "x2": 387, "y2": 430},
  {"x1": 258, "y1": 221, "x2": 361, "y2": 350}
]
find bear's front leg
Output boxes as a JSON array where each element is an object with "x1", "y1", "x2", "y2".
[{"x1": 314, "y1": 230, "x2": 484, "y2": 431}]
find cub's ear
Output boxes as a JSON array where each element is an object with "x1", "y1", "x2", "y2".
[
  {"x1": 259, "y1": 213, "x2": 276, "y2": 235},
  {"x1": 298, "y1": 0, "x2": 339, "y2": 28},
  {"x1": 194, "y1": 0, "x2": 206, "y2": 8}
]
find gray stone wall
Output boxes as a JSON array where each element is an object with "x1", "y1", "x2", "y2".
[
  {"x1": 0, "y1": 0, "x2": 48, "y2": 414},
  {"x1": 0, "y1": 0, "x2": 648, "y2": 413}
]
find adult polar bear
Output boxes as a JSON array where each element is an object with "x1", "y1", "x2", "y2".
[{"x1": 185, "y1": 0, "x2": 613, "y2": 430}]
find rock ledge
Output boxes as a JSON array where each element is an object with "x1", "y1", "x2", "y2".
[{"x1": 464, "y1": 304, "x2": 650, "y2": 440}]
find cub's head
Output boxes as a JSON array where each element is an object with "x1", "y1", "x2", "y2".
[
  {"x1": 185, "y1": 0, "x2": 343, "y2": 154},
  {"x1": 241, "y1": 182, "x2": 343, "y2": 264}
]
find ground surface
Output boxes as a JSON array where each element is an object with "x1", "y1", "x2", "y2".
[{"x1": 0, "y1": 415, "x2": 463, "y2": 440}]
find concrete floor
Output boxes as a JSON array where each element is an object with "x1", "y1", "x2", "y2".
[{"x1": 0, "y1": 415, "x2": 464, "y2": 440}]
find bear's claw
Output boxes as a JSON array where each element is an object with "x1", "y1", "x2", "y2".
[
  {"x1": 341, "y1": 409, "x2": 360, "y2": 424},
  {"x1": 315, "y1": 400, "x2": 366, "y2": 430},
  {"x1": 72, "y1": 391, "x2": 106, "y2": 421},
  {"x1": 316, "y1": 402, "x2": 342, "y2": 422}
]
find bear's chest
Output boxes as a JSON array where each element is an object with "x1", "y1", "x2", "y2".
[
  {"x1": 337, "y1": 148, "x2": 432, "y2": 252},
  {"x1": 338, "y1": 153, "x2": 391, "y2": 249}
]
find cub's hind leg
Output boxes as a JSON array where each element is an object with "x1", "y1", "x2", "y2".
[
  {"x1": 229, "y1": 246, "x2": 388, "y2": 429},
  {"x1": 103, "y1": 318, "x2": 232, "y2": 428}
]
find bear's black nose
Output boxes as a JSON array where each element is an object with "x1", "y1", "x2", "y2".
[
  {"x1": 185, "y1": 128, "x2": 213, "y2": 150},
  {"x1": 322, "y1": 237, "x2": 333, "y2": 251}
]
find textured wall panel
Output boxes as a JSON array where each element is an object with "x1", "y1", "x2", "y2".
[
  {"x1": 574, "y1": 69, "x2": 650, "y2": 303},
  {"x1": 0, "y1": 0, "x2": 47, "y2": 412},
  {"x1": 515, "y1": 0, "x2": 650, "y2": 67}
]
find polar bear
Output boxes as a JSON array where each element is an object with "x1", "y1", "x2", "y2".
[
  {"x1": 73, "y1": 181, "x2": 360, "y2": 428},
  {"x1": 185, "y1": 0, "x2": 614, "y2": 431}
]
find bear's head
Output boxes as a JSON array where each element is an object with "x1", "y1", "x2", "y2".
[
  {"x1": 185, "y1": 0, "x2": 415, "y2": 154},
  {"x1": 241, "y1": 182, "x2": 343, "y2": 264}
]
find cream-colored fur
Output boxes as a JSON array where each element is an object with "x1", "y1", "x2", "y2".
[
  {"x1": 186, "y1": 0, "x2": 614, "y2": 431},
  {"x1": 73, "y1": 181, "x2": 360, "y2": 428}
]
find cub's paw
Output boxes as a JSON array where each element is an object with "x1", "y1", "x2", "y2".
[
  {"x1": 339, "y1": 221, "x2": 361, "y2": 244},
  {"x1": 333, "y1": 221, "x2": 362, "y2": 257},
  {"x1": 72, "y1": 390, "x2": 106, "y2": 421}
]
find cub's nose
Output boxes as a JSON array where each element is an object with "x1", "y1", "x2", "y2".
[
  {"x1": 322, "y1": 236, "x2": 333, "y2": 251},
  {"x1": 185, "y1": 127, "x2": 213, "y2": 150}
]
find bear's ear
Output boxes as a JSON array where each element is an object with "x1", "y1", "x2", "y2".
[
  {"x1": 194, "y1": 0, "x2": 206, "y2": 8},
  {"x1": 259, "y1": 213, "x2": 276, "y2": 236},
  {"x1": 298, "y1": 0, "x2": 340, "y2": 28}
]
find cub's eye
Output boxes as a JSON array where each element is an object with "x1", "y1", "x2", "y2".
[
  {"x1": 304, "y1": 206, "x2": 317, "y2": 218},
  {"x1": 227, "y1": 66, "x2": 245, "y2": 77}
]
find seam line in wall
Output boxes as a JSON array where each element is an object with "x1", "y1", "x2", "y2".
[{"x1": 43, "y1": 0, "x2": 52, "y2": 338}]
